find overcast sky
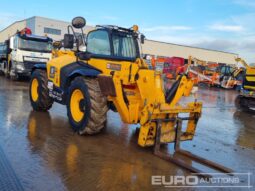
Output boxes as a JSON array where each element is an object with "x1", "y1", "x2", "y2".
[{"x1": 0, "y1": 0, "x2": 254, "y2": 63}]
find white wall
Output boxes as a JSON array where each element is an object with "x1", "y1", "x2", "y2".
[
  {"x1": 142, "y1": 40, "x2": 238, "y2": 64},
  {"x1": 0, "y1": 20, "x2": 26, "y2": 42},
  {"x1": 34, "y1": 16, "x2": 94, "y2": 41}
]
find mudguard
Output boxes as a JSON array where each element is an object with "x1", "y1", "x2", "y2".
[
  {"x1": 68, "y1": 68, "x2": 101, "y2": 78},
  {"x1": 32, "y1": 63, "x2": 46, "y2": 72},
  {"x1": 61, "y1": 62, "x2": 101, "y2": 89}
]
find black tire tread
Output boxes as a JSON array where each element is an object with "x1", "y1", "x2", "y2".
[
  {"x1": 79, "y1": 78, "x2": 108, "y2": 135},
  {"x1": 30, "y1": 70, "x2": 53, "y2": 111}
]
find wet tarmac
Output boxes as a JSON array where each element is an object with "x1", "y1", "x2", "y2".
[{"x1": 0, "y1": 76, "x2": 254, "y2": 191}]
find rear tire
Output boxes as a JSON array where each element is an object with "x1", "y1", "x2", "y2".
[
  {"x1": 29, "y1": 69, "x2": 53, "y2": 111},
  {"x1": 9, "y1": 62, "x2": 20, "y2": 81},
  {"x1": 67, "y1": 77, "x2": 108, "y2": 135}
]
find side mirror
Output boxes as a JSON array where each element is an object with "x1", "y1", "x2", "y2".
[
  {"x1": 72, "y1": 17, "x2": 86, "y2": 29},
  {"x1": 63, "y1": 34, "x2": 74, "y2": 49},
  {"x1": 9, "y1": 37, "x2": 14, "y2": 49},
  {"x1": 140, "y1": 34, "x2": 145, "y2": 44}
]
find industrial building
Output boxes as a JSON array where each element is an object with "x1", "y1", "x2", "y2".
[
  {"x1": 0, "y1": 16, "x2": 94, "y2": 42},
  {"x1": 0, "y1": 16, "x2": 238, "y2": 64},
  {"x1": 143, "y1": 40, "x2": 238, "y2": 64}
]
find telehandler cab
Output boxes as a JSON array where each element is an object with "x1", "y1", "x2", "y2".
[{"x1": 29, "y1": 17, "x2": 233, "y2": 177}]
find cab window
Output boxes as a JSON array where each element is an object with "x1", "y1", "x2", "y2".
[
  {"x1": 86, "y1": 30, "x2": 111, "y2": 56},
  {"x1": 112, "y1": 34, "x2": 137, "y2": 59}
]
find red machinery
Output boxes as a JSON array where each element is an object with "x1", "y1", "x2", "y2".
[
  {"x1": 163, "y1": 57, "x2": 185, "y2": 79},
  {"x1": 149, "y1": 56, "x2": 185, "y2": 79}
]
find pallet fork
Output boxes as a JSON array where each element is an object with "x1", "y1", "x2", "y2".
[{"x1": 153, "y1": 118, "x2": 234, "y2": 178}]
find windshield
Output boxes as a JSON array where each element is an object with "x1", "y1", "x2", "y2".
[
  {"x1": 112, "y1": 33, "x2": 137, "y2": 59},
  {"x1": 220, "y1": 66, "x2": 235, "y2": 75},
  {"x1": 0, "y1": 44, "x2": 7, "y2": 54},
  {"x1": 18, "y1": 38, "x2": 52, "y2": 53}
]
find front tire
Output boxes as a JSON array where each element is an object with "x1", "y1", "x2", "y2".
[
  {"x1": 67, "y1": 77, "x2": 108, "y2": 135},
  {"x1": 29, "y1": 70, "x2": 53, "y2": 111},
  {"x1": 4, "y1": 61, "x2": 10, "y2": 78}
]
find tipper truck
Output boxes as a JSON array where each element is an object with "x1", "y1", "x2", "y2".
[{"x1": 0, "y1": 28, "x2": 53, "y2": 80}]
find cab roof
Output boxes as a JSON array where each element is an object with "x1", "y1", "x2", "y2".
[
  {"x1": 95, "y1": 25, "x2": 138, "y2": 37},
  {"x1": 18, "y1": 33, "x2": 53, "y2": 42}
]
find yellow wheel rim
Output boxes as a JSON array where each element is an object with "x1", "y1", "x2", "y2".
[
  {"x1": 70, "y1": 89, "x2": 85, "y2": 123},
  {"x1": 31, "y1": 78, "x2": 39, "y2": 102}
]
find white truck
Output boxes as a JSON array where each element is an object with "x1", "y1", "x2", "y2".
[{"x1": 0, "y1": 28, "x2": 53, "y2": 80}]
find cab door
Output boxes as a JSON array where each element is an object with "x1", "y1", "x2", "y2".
[{"x1": 85, "y1": 29, "x2": 141, "y2": 123}]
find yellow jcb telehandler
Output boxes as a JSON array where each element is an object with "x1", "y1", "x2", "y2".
[
  {"x1": 29, "y1": 17, "x2": 232, "y2": 177},
  {"x1": 235, "y1": 57, "x2": 255, "y2": 111}
]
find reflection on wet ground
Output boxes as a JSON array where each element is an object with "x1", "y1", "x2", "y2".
[{"x1": 0, "y1": 76, "x2": 254, "y2": 190}]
